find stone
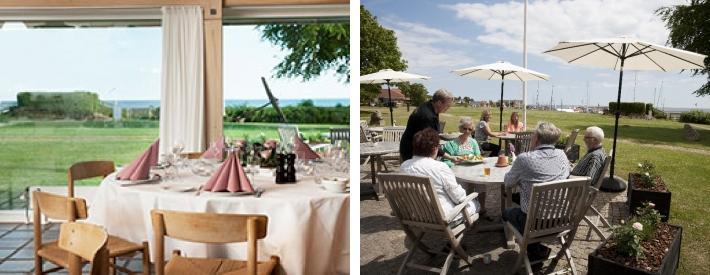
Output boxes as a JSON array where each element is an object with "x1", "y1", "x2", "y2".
[{"x1": 683, "y1": 124, "x2": 700, "y2": 141}]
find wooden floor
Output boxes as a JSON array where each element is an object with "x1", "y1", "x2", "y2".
[{"x1": 0, "y1": 223, "x2": 149, "y2": 274}]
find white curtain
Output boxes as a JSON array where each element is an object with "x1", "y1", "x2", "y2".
[{"x1": 159, "y1": 6, "x2": 205, "y2": 157}]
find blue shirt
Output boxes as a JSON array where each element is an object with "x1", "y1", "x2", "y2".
[{"x1": 504, "y1": 144, "x2": 570, "y2": 213}]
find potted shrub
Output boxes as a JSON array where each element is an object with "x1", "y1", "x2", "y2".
[
  {"x1": 588, "y1": 203, "x2": 682, "y2": 275},
  {"x1": 628, "y1": 161, "x2": 671, "y2": 222}
]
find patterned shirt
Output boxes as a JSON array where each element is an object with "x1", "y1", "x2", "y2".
[
  {"x1": 571, "y1": 146, "x2": 605, "y2": 185},
  {"x1": 401, "y1": 156, "x2": 480, "y2": 221},
  {"x1": 474, "y1": 120, "x2": 490, "y2": 143},
  {"x1": 504, "y1": 144, "x2": 570, "y2": 213}
]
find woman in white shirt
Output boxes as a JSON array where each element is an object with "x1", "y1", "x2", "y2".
[{"x1": 400, "y1": 128, "x2": 480, "y2": 222}]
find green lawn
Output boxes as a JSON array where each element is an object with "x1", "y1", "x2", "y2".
[
  {"x1": 0, "y1": 120, "x2": 342, "y2": 208},
  {"x1": 362, "y1": 105, "x2": 709, "y2": 275}
]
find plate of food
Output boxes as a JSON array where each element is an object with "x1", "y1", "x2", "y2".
[
  {"x1": 117, "y1": 174, "x2": 161, "y2": 186},
  {"x1": 459, "y1": 154, "x2": 485, "y2": 165}
]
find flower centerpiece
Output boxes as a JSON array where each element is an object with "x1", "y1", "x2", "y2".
[
  {"x1": 588, "y1": 202, "x2": 682, "y2": 275},
  {"x1": 627, "y1": 160, "x2": 671, "y2": 222}
]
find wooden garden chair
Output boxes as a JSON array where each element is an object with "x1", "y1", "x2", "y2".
[
  {"x1": 513, "y1": 131, "x2": 535, "y2": 155},
  {"x1": 582, "y1": 150, "x2": 613, "y2": 241},
  {"x1": 33, "y1": 191, "x2": 150, "y2": 275},
  {"x1": 563, "y1": 129, "x2": 580, "y2": 162},
  {"x1": 378, "y1": 173, "x2": 479, "y2": 275},
  {"x1": 150, "y1": 209, "x2": 280, "y2": 275},
  {"x1": 67, "y1": 161, "x2": 115, "y2": 197},
  {"x1": 504, "y1": 178, "x2": 596, "y2": 275},
  {"x1": 329, "y1": 127, "x2": 350, "y2": 144},
  {"x1": 380, "y1": 126, "x2": 405, "y2": 170},
  {"x1": 58, "y1": 222, "x2": 110, "y2": 275}
]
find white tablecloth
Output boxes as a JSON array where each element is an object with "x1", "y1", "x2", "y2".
[{"x1": 88, "y1": 170, "x2": 349, "y2": 275}]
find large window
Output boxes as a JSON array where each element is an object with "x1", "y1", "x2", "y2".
[{"x1": 0, "y1": 23, "x2": 161, "y2": 210}]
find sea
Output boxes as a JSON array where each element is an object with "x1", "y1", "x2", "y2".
[{"x1": 0, "y1": 98, "x2": 349, "y2": 111}]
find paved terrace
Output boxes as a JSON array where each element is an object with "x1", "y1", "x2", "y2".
[{"x1": 360, "y1": 161, "x2": 629, "y2": 275}]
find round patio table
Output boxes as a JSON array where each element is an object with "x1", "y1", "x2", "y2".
[{"x1": 360, "y1": 142, "x2": 399, "y2": 197}]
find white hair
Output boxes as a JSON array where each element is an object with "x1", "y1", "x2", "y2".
[
  {"x1": 586, "y1": 126, "x2": 604, "y2": 142},
  {"x1": 458, "y1": 116, "x2": 474, "y2": 129}
]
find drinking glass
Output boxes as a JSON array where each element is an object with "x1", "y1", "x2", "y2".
[{"x1": 483, "y1": 167, "x2": 491, "y2": 176}]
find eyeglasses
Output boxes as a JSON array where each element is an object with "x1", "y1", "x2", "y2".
[{"x1": 461, "y1": 127, "x2": 473, "y2": 131}]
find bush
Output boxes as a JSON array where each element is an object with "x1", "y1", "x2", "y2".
[
  {"x1": 12, "y1": 91, "x2": 111, "y2": 119},
  {"x1": 609, "y1": 102, "x2": 647, "y2": 116},
  {"x1": 224, "y1": 100, "x2": 349, "y2": 124},
  {"x1": 679, "y1": 110, "x2": 710, "y2": 124}
]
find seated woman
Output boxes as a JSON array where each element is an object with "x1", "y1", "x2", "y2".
[
  {"x1": 571, "y1": 126, "x2": 606, "y2": 184},
  {"x1": 474, "y1": 110, "x2": 501, "y2": 156},
  {"x1": 441, "y1": 117, "x2": 482, "y2": 168},
  {"x1": 401, "y1": 128, "x2": 481, "y2": 223},
  {"x1": 506, "y1": 111, "x2": 525, "y2": 133}
]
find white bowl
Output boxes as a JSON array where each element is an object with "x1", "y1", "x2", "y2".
[{"x1": 322, "y1": 177, "x2": 349, "y2": 193}]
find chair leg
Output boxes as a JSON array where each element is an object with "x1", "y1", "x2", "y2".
[
  {"x1": 591, "y1": 206, "x2": 611, "y2": 227},
  {"x1": 34, "y1": 256, "x2": 43, "y2": 275},
  {"x1": 142, "y1": 241, "x2": 150, "y2": 275},
  {"x1": 510, "y1": 246, "x2": 526, "y2": 275},
  {"x1": 110, "y1": 257, "x2": 117, "y2": 275},
  {"x1": 523, "y1": 255, "x2": 533, "y2": 275},
  {"x1": 440, "y1": 250, "x2": 455, "y2": 275},
  {"x1": 397, "y1": 232, "x2": 425, "y2": 275}
]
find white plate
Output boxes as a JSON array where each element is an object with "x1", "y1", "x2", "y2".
[
  {"x1": 204, "y1": 191, "x2": 255, "y2": 196},
  {"x1": 117, "y1": 174, "x2": 161, "y2": 186}
]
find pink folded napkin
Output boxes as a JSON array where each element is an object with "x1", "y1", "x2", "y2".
[
  {"x1": 202, "y1": 152, "x2": 254, "y2": 193},
  {"x1": 116, "y1": 139, "x2": 160, "y2": 181},
  {"x1": 201, "y1": 136, "x2": 225, "y2": 159},
  {"x1": 294, "y1": 137, "x2": 320, "y2": 160}
]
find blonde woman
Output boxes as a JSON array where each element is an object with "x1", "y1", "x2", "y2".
[
  {"x1": 506, "y1": 112, "x2": 525, "y2": 133},
  {"x1": 473, "y1": 110, "x2": 501, "y2": 156}
]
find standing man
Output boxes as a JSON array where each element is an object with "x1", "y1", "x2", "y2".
[{"x1": 400, "y1": 89, "x2": 454, "y2": 161}]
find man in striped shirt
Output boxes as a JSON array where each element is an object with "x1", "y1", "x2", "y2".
[
  {"x1": 502, "y1": 121, "x2": 570, "y2": 265},
  {"x1": 571, "y1": 126, "x2": 606, "y2": 184}
]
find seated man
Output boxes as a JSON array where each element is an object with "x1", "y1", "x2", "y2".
[
  {"x1": 401, "y1": 128, "x2": 481, "y2": 224},
  {"x1": 571, "y1": 126, "x2": 606, "y2": 184},
  {"x1": 502, "y1": 122, "x2": 570, "y2": 262}
]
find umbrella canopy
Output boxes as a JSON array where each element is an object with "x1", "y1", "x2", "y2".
[
  {"x1": 544, "y1": 36, "x2": 706, "y2": 190},
  {"x1": 360, "y1": 69, "x2": 430, "y2": 125},
  {"x1": 453, "y1": 61, "x2": 549, "y2": 131}
]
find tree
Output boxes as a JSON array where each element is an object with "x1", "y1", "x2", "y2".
[
  {"x1": 397, "y1": 83, "x2": 429, "y2": 106},
  {"x1": 259, "y1": 23, "x2": 349, "y2": 82},
  {"x1": 360, "y1": 5, "x2": 408, "y2": 104},
  {"x1": 657, "y1": 0, "x2": 710, "y2": 96}
]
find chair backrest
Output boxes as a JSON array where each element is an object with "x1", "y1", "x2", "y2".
[
  {"x1": 330, "y1": 128, "x2": 350, "y2": 144},
  {"x1": 513, "y1": 131, "x2": 534, "y2": 155},
  {"x1": 360, "y1": 120, "x2": 368, "y2": 128},
  {"x1": 360, "y1": 125, "x2": 370, "y2": 143},
  {"x1": 58, "y1": 222, "x2": 109, "y2": 275},
  {"x1": 439, "y1": 120, "x2": 447, "y2": 133},
  {"x1": 151, "y1": 210, "x2": 269, "y2": 275},
  {"x1": 522, "y1": 178, "x2": 591, "y2": 239},
  {"x1": 564, "y1": 129, "x2": 580, "y2": 152},
  {"x1": 32, "y1": 191, "x2": 89, "y2": 265},
  {"x1": 382, "y1": 126, "x2": 405, "y2": 143},
  {"x1": 67, "y1": 160, "x2": 115, "y2": 197},
  {"x1": 592, "y1": 149, "x2": 613, "y2": 189},
  {"x1": 377, "y1": 173, "x2": 447, "y2": 229}
]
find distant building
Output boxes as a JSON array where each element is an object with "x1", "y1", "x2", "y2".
[{"x1": 378, "y1": 87, "x2": 408, "y2": 107}]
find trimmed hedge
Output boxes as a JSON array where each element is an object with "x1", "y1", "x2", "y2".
[
  {"x1": 679, "y1": 110, "x2": 710, "y2": 124},
  {"x1": 13, "y1": 91, "x2": 111, "y2": 119},
  {"x1": 608, "y1": 102, "x2": 648, "y2": 116},
  {"x1": 224, "y1": 100, "x2": 349, "y2": 124}
]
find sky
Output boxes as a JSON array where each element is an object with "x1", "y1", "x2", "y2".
[
  {"x1": 362, "y1": 0, "x2": 710, "y2": 109},
  {"x1": 0, "y1": 24, "x2": 349, "y2": 101}
]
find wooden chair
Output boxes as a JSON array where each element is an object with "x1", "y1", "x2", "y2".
[
  {"x1": 32, "y1": 191, "x2": 150, "y2": 275},
  {"x1": 378, "y1": 173, "x2": 479, "y2": 275},
  {"x1": 150, "y1": 210, "x2": 279, "y2": 275},
  {"x1": 513, "y1": 131, "x2": 534, "y2": 155},
  {"x1": 58, "y1": 222, "x2": 110, "y2": 275},
  {"x1": 563, "y1": 129, "x2": 580, "y2": 154},
  {"x1": 329, "y1": 127, "x2": 350, "y2": 145},
  {"x1": 504, "y1": 178, "x2": 596, "y2": 275},
  {"x1": 179, "y1": 152, "x2": 203, "y2": 159},
  {"x1": 67, "y1": 161, "x2": 115, "y2": 197},
  {"x1": 582, "y1": 149, "x2": 613, "y2": 241}
]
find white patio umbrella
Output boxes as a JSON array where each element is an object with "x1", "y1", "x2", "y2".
[
  {"x1": 544, "y1": 36, "x2": 706, "y2": 190},
  {"x1": 453, "y1": 61, "x2": 550, "y2": 131},
  {"x1": 360, "y1": 69, "x2": 430, "y2": 126}
]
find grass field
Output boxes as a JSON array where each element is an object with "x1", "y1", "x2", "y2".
[
  {"x1": 362, "y1": 105, "x2": 709, "y2": 275},
  {"x1": 0, "y1": 120, "x2": 343, "y2": 209}
]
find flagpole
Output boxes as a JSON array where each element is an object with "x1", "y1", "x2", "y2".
[{"x1": 522, "y1": 0, "x2": 528, "y2": 127}]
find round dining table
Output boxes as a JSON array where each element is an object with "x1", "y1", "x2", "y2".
[{"x1": 87, "y1": 168, "x2": 349, "y2": 275}]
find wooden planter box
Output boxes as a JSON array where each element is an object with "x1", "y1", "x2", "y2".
[
  {"x1": 627, "y1": 173, "x2": 671, "y2": 222},
  {"x1": 588, "y1": 225, "x2": 682, "y2": 275}
]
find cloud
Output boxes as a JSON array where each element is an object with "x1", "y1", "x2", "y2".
[
  {"x1": 443, "y1": 0, "x2": 682, "y2": 58},
  {"x1": 381, "y1": 18, "x2": 475, "y2": 69}
]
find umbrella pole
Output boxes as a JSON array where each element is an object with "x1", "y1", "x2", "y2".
[
  {"x1": 610, "y1": 54, "x2": 626, "y2": 180},
  {"x1": 386, "y1": 80, "x2": 394, "y2": 126},
  {"x1": 500, "y1": 78, "x2": 505, "y2": 131}
]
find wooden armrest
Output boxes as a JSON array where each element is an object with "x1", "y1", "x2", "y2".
[{"x1": 446, "y1": 192, "x2": 479, "y2": 223}]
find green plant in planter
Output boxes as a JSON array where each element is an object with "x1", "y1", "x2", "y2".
[
  {"x1": 636, "y1": 160, "x2": 657, "y2": 188},
  {"x1": 611, "y1": 202, "x2": 664, "y2": 259}
]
